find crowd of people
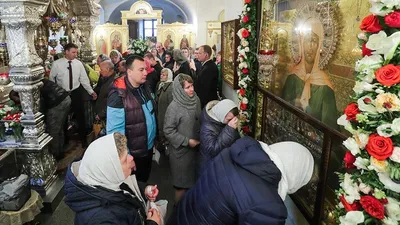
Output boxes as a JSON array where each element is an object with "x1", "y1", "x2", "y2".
[{"x1": 27, "y1": 41, "x2": 315, "y2": 224}]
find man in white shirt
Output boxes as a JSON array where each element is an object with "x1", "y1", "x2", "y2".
[{"x1": 50, "y1": 43, "x2": 97, "y2": 147}]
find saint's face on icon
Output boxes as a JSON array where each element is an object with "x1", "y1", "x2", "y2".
[{"x1": 303, "y1": 31, "x2": 319, "y2": 65}]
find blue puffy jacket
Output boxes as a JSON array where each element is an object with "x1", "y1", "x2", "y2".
[
  {"x1": 198, "y1": 105, "x2": 240, "y2": 174},
  {"x1": 168, "y1": 137, "x2": 288, "y2": 225},
  {"x1": 64, "y1": 162, "x2": 157, "y2": 225}
]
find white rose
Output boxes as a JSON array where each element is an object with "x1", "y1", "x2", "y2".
[
  {"x1": 367, "y1": 31, "x2": 392, "y2": 55},
  {"x1": 355, "y1": 55, "x2": 383, "y2": 72},
  {"x1": 386, "y1": 197, "x2": 400, "y2": 221},
  {"x1": 383, "y1": 217, "x2": 397, "y2": 225},
  {"x1": 363, "y1": 70, "x2": 376, "y2": 83},
  {"x1": 376, "y1": 88, "x2": 385, "y2": 94},
  {"x1": 341, "y1": 173, "x2": 361, "y2": 203},
  {"x1": 370, "y1": 2, "x2": 394, "y2": 16},
  {"x1": 390, "y1": 147, "x2": 400, "y2": 163},
  {"x1": 358, "y1": 182, "x2": 372, "y2": 194},
  {"x1": 359, "y1": 82, "x2": 377, "y2": 93},
  {"x1": 378, "y1": 172, "x2": 400, "y2": 192},
  {"x1": 244, "y1": 47, "x2": 250, "y2": 52},
  {"x1": 385, "y1": 31, "x2": 400, "y2": 61},
  {"x1": 239, "y1": 80, "x2": 247, "y2": 89},
  {"x1": 237, "y1": 29, "x2": 243, "y2": 39},
  {"x1": 354, "y1": 131, "x2": 369, "y2": 149},
  {"x1": 339, "y1": 211, "x2": 365, "y2": 225},
  {"x1": 337, "y1": 114, "x2": 355, "y2": 134},
  {"x1": 368, "y1": 157, "x2": 388, "y2": 173},
  {"x1": 377, "y1": 124, "x2": 394, "y2": 137},
  {"x1": 354, "y1": 157, "x2": 370, "y2": 170},
  {"x1": 242, "y1": 97, "x2": 248, "y2": 104},
  {"x1": 391, "y1": 118, "x2": 400, "y2": 134},
  {"x1": 343, "y1": 138, "x2": 361, "y2": 156},
  {"x1": 247, "y1": 7, "x2": 251, "y2": 11},
  {"x1": 357, "y1": 96, "x2": 378, "y2": 114},
  {"x1": 381, "y1": 0, "x2": 400, "y2": 9}
]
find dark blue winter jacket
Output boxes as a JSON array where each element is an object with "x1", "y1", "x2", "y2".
[
  {"x1": 64, "y1": 162, "x2": 157, "y2": 225},
  {"x1": 168, "y1": 137, "x2": 287, "y2": 225},
  {"x1": 198, "y1": 105, "x2": 240, "y2": 174}
]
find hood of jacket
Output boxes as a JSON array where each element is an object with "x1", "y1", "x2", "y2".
[{"x1": 229, "y1": 137, "x2": 282, "y2": 188}]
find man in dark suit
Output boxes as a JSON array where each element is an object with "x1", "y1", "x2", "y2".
[{"x1": 195, "y1": 45, "x2": 219, "y2": 108}]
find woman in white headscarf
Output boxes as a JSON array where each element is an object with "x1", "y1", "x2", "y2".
[
  {"x1": 281, "y1": 17, "x2": 338, "y2": 128},
  {"x1": 167, "y1": 137, "x2": 314, "y2": 225},
  {"x1": 64, "y1": 133, "x2": 161, "y2": 225},
  {"x1": 198, "y1": 99, "x2": 240, "y2": 175},
  {"x1": 156, "y1": 68, "x2": 174, "y2": 154}
]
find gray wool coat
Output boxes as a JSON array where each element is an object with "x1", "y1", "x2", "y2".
[
  {"x1": 156, "y1": 82, "x2": 173, "y2": 136},
  {"x1": 163, "y1": 97, "x2": 201, "y2": 188}
]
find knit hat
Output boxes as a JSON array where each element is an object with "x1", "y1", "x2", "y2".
[{"x1": 211, "y1": 99, "x2": 237, "y2": 123}]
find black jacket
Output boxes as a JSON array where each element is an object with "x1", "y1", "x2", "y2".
[
  {"x1": 168, "y1": 137, "x2": 287, "y2": 225},
  {"x1": 41, "y1": 79, "x2": 69, "y2": 109},
  {"x1": 146, "y1": 63, "x2": 162, "y2": 94},
  {"x1": 94, "y1": 74, "x2": 116, "y2": 119},
  {"x1": 198, "y1": 103, "x2": 240, "y2": 174},
  {"x1": 195, "y1": 60, "x2": 219, "y2": 108},
  {"x1": 65, "y1": 162, "x2": 157, "y2": 225},
  {"x1": 173, "y1": 61, "x2": 191, "y2": 78}
]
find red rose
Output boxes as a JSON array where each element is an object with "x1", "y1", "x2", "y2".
[
  {"x1": 362, "y1": 43, "x2": 373, "y2": 56},
  {"x1": 385, "y1": 11, "x2": 400, "y2": 28},
  {"x1": 239, "y1": 89, "x2": 246, "y2": 96},
  {"x1": 366, "y1": 134, "x2": 394, "y2": 160},
  {"x1": 242, "y1": 15, "x2": 249, "y2": 23},
  {"x1": 340, "y1": 195, "x2": 360, "y2": 211},
  {"x1": 360, "y1": 195, "x2": 385, "y2": 220},
  {"x1": 375, "y1": 64, "x2": 400, "y2": 86},
  {"x1": 240, "y1": 102, "x2": 247, "y2": 110},
  {"x1": 242, "y1": 68, "x2": 249, "y2": 74},
  {"x1": 344, "y1": 103, "x2": 360, "y2": 121},
  {"x1": 344, "y1": 151, "x2": 356, "y2": 168},
  {"x1": 242, "y1": 125, "x2": 250, "y2": 133},
  {"x1": 360, "y1": 14, "x2": 383, "y2": 33},
  {"x1": 242, "y1": 29, "x2": 250, "y2": 38},
  {"x1": 380, "y1": 198, "x2": 389, "y2": 204},
  {"x1": 244, "y1": 0, "x2": 251, "y2": 3}
]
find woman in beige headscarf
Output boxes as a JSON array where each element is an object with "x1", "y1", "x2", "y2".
[{"x1": 281, "y1": 17, "x2": 338, "y2": 128}]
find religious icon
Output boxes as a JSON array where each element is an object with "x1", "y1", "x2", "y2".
[
  {"x1": 97, "y1": 35, "x2": 107, "y2": 55},
  {"x1": 221, "y1": 19, "x2": 240, "y2": 89},
  {"x1": 164, "y1": 34, "x2": 174, "y2": 52},
  {"x1": 111, "y1": 32, "x2": 122, "y2": 53},
  {"x1": 136, "y1": 8, "x2": 148, "y2": 14},
  {"x1": 281, "y1": 17, "x2": 338, "y2": 129},
  {"x1": 180, "y1": 34, "x2": 189, "y2": 49}
]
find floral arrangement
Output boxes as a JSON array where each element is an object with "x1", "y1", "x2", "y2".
[
  {"x1": 236, "y1": 0, "x2": 257, "y2": 135},
  {"x1": 334, "y1": 1, "x2": 400, "y2": 224},
  {"x1": 126, "y1": 39, "x2": 149, "y2": 57}
]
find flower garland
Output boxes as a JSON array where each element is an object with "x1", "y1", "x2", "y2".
[
  {"x1": 237, "y1": 0, "x2": 257, "y2": 135},
  {"x1": 335, "y1": 1, "x2": 400, "y2": 224}
]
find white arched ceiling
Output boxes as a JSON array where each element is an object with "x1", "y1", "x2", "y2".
[{"x1": 99, "y1": 0, "x2": 242, "y2": 46}]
